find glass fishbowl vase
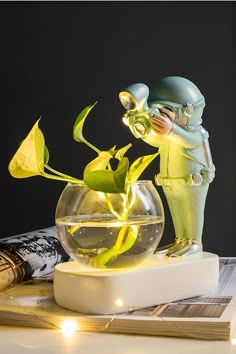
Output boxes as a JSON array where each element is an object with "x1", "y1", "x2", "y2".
[{"x1": 55, "y1": 180, "x2": 165, "y2": 269}]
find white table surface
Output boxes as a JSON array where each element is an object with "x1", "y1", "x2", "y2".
[{"x1": 1, "y1": 325, "x2": 236, "y2": 354}]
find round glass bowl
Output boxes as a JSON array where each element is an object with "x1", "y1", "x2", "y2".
[{"x1": 55, "y1": 180, "x2": 164, "y2": 269}]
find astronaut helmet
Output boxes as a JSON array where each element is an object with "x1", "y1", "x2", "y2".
[{"x1": 148, "y1": 76, "x2": 205, "y2": 126}]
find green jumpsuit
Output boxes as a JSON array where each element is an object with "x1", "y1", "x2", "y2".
[{"x1": 142, "y1": 122, "x2": 214, "y2": 256}]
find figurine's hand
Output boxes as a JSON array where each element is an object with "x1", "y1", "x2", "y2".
[
  {"x1": 151, "y1": 114, "x2": 173, "y2": 135},
  {"x1": 201, "y1": 166, "x2": 215, "y2": 183}
]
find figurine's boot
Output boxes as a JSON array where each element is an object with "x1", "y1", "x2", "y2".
[
  {"x1": 155, "y1": 238, "x2": 182, "y2": 255},
  {"x1": 155, "y1": 238, "x2": 202, "y2": 257},
  {"x1": 166, "y1": 238, "x2": 202, "y2": 257}
]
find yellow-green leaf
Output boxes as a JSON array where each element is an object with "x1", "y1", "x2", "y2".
[
  {"x1": 115, "y1": 143, "x2": 132, "y2": 161},
  {"x1": 73, "y1": 102, "x2": 97, "y2": 143},
  {"x1": 8, "y1": 119, "x2": 45, "y2": 178},
  {"x1": 84, "y1": 155, "x2": 129, "y2": 194},
  {"x1": 84, "y1": 170, "x2": 122, "y2": 193},
  {"x1": 113, "y1": 157, "x2": 129, "y2": 192},
  {"x1": 44, "y1": 145, "x2": 50, "y2": 164},
  {"x1": 107, "y1": 145, "x2": 117, "y2": 157},
  {"x1": 83, "y1": 151, "x2": 112, "y2": 176},
  {"x1": 127, "y1": 151, "x2": 159, "y2": 184}
]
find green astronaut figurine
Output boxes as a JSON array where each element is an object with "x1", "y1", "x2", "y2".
[{"x1": 119, "y1": 76, "x2": 215, "y2": 257}]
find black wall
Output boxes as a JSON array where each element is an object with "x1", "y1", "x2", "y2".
[{"x1": 0, "y1": 1, "x2": 235, "y2": 256}]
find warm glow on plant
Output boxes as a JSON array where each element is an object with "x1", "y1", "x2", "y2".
[
  {"x1": 9, "y1": 102, "x2": 159, "y2": 194},
  {"x1": 8, "y1": 102, "x2": 160, "y2": 267}
]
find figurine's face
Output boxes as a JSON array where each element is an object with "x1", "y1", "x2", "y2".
[{"x1": 175, "y1": 116, "x2": 188, "y2": 127}]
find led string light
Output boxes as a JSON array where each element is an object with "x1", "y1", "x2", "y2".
[
  {"x1": 1, "y1": 278, "x2": 235, "y2": 341},
  {"x1": 1, "y1": 278, "x2": 118, "y2": 337}
]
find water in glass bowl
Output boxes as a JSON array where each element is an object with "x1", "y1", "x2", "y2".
[{"x1": 56, "y1": 214, "x2": 164, "y2": 269}]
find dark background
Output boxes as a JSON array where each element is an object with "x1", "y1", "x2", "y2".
[{"x1": 0, "y1": 1, "x2": 235, "y2": 256}]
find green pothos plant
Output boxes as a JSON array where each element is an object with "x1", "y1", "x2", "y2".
[{"x1": 9, "y1": 102, "x2": 159, "y2": 267}]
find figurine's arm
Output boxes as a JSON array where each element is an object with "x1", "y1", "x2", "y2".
[
  {"x1": 141, "y1": 131, "x2": 163, "y2": 148},
  {"x1": 145, "y1": 114, "x2": 203, "y2": 149},
  {"x1": 167, "y1": 123, "x2": 203, "y2": 149}
]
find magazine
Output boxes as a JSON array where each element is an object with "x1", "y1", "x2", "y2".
[
  {"x1": 0, "y1": 227, "x2": 69, "y2": 290},
  {"x1": 0, "y1": 257, "x2": 236, "y2": 340}
]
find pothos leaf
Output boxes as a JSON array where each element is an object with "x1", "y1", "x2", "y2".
[
  {"x1": 44, "y1": 145, "x2": 50, "y2": 165},
  {"x1": 8, "y1": 119, "x2": 45, "y2": 178},
  {"x1": 84, "y1": 157, "x2": 129, "y2": 194},
  {"x1": 113, "y1": 157, "x2": 129, "y2": 192},
  {"x1": 127, "y1": 151, "x2": 159, "y2": 184},
  {"x1": 115, "y1": 143, "x2": 132, "y2": 161},
  {"x1": 73, "y1": 102, "x2": 98, "y2": 143},
  {"x1": 107, "y1": 145, "x2": 117, "y2": 157},
  {"x1": 83, "y1": 151, "x2": 112, "y2": 176}
]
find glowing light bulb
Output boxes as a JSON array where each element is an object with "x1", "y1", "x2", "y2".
[
  {"x1": 115, "y1": 298, "x2": 124, "y2": 308},
  {"x1": 60, "y1": 319, "x2": 79, "y2": 338}
]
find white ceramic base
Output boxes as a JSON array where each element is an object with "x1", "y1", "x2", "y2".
[{"x1": 53, "y1": 252, "x2": 219, "y2": 315}]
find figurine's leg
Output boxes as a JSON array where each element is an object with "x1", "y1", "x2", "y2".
[
  {"x1": 166, "y1": 184, "x2": 209, "y2": 257},
  {"x1": 156, "y1": 183, "x2": 209, "y2": 257},
  {"x1": 155, "y1": 192, "x2": 184, "y2": 254}
]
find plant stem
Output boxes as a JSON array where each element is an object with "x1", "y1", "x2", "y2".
[
  {"x1": 82, "y1": 138, "x2": 114, "y2": 170},
  {"x1": 94, "y1": 225, "x2": 139, "y2": 267},
  {"x1": 104, "y1": 194, "x2": 122, "y2": 220},
  {"x1": 44, "y1": 164, "x2": 83, "y2": 182},
  {"x1": 94, "y1": 188, "x2": 139, "y2": 267},
  {"x1": 82, "y1": 138, "x2": 101, "y2": 155},
  {"x1": 42, "y1": 171, "x2": 82, "y2": 184}
]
